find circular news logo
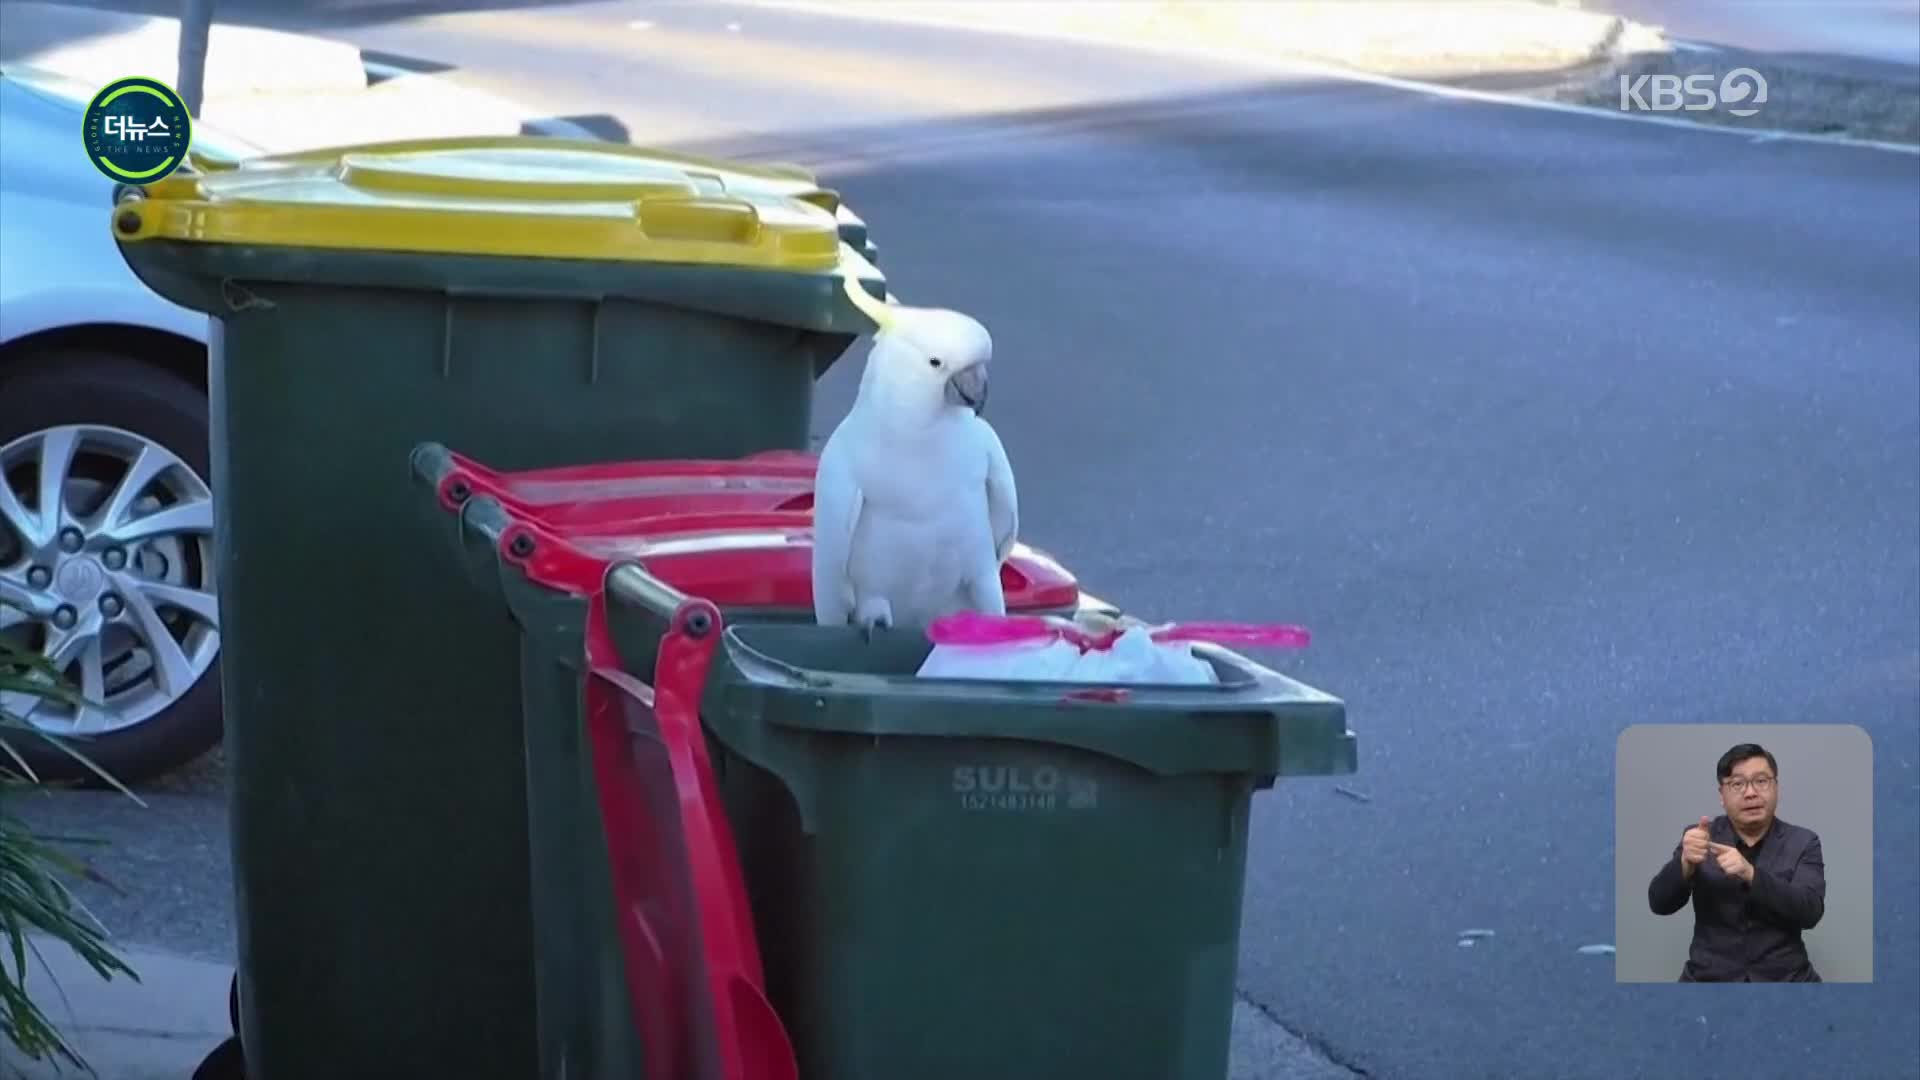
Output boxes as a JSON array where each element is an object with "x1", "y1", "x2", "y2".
[{"x1": 82, "y1": 76, "x2": 192, "y2": 185}]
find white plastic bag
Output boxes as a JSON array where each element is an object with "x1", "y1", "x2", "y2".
[
  {"x1": 915, "y1": 637, "x2": 1085, "y2": 681},
  {"x1": 914, "y1": 612, "x2": 1308, "y2": 685},
  {"x1": 1067, "y1": 627, "x2": 1218, "y2": 685}
]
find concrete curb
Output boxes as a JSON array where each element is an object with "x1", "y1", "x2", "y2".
[
  {"x1": 739, "y1": 0, "x2": 1640, "y2": 78},
  {"x1": 0, "y1": 1, "x2": 367, "y2": 100},
  {"x1": 1545, "y1": 35, "x2": 1920, "y2": 146},
  {"x1": 741, "y1": 0, "x2": 1918, "y2": 154},
  {"x1": 0, "y1": 934, "x2": 1351, "y2": 1080},
  {"x1": 4, "y1": 3, "x2": 601, "y2": 156}
]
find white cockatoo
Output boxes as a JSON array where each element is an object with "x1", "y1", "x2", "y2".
[{"x1": 811, "y1": 274, "x2": 1019, "y2": 635}]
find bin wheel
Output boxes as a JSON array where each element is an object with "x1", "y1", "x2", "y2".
[
  {"x1": 191, "y1": 971, "x2": 249, "y2": 1078},
  {"x1": 0, "y1": 348, "x2": 223, "y2": 785},
  {"x1": 191, "y1": 1036, "x2": 247, "y2": 1080}
]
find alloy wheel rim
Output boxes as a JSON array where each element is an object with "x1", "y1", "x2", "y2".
[{"x1": 0, "y1": 424, "x2": 219, "y2": 739}]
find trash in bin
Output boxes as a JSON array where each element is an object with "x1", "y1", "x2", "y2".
[
  {"x1": 917, "y1": 610, "x2": 1314, "y2": 684},
  {"x1": 111, "y1": 131, "x2": 892, "y2": 1080}
]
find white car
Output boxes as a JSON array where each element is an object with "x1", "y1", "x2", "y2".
[{"x1": 1, "y1": 64, "x2": 257, "y2": 784}]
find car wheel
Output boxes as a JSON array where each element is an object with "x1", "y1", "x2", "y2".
[{"x1": 0, "y1": 348, "x2": 221, "y2": 785}]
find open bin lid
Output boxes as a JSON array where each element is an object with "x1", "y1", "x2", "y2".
[
  {"x1": 505, "y1": 508, "x2": 1081, "y2": 613},
  {"x1": 416, "y1": 442, "x2": 1084, "y2": 612},
  {"x1": 110, "y1": 135, "x2": 851, "y2": 270},
  {"x1": 437, "y1": 447, "x2": 819, "y2": 523},
  {"x1": 583, "y1": 593, "x2": 798, "y2": 1079}
]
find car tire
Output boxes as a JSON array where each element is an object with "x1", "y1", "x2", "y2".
[{"x1": 0, "y1": 347, "x2": 222, "y2": 786}]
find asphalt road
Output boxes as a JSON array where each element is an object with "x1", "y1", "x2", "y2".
[{"x1": 18, "y1": 2, "x2": 1920, "y2": 1078}]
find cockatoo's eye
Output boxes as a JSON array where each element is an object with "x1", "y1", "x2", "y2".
[{"x1": 928, "y1": 356, "x2": 943, "y2": 368}]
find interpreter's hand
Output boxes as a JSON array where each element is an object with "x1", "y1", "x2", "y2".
[
  {"x1": 1681, "y1": 817, "x2": 1712, "y2": 869},
  {"x1": 1709, "y1": 842, "x2": 1754, "y2": 884}
]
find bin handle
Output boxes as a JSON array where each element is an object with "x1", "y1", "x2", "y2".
[
  {"x1": 409, "y1": 441, "x2": 456, "y2": 488},
  {"x1": 458, "y1": 495, "x2": 515, "y2": 550},
  {"x1": 607, "y1": 560, "x2": 709, "y2": 631},
  {"x1": 410, "y1": 440, "x2": 483, "y2": 510}
]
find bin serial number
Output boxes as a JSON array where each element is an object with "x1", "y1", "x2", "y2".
[
  {"x1": 951, "y1": 765, "x2": 1099, "y2": 813},
  {"x1": 959, "y1": 792, "x2": 1057, "y2": 813}
]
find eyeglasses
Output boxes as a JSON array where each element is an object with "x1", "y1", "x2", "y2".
[{"x1": 1721, "y1": 775, "x2": 1775, "y2": 794}]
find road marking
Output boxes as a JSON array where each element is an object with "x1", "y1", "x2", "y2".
[{"x1": 736, "y1": 0, "x2": 1920, "y2": 156}]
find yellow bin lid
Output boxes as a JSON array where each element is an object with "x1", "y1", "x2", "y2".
[{"x1": 114, "y1": 136, "x2": 848, "y2": 271}]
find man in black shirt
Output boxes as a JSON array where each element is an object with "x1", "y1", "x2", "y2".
[{"x1": 1647, "y1": 742, "x2": 1826, "y2": 982}]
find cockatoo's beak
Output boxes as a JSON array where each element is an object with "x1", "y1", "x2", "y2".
[{"x1": 944, "y1": 361, "x2": 989, "y2": 415}]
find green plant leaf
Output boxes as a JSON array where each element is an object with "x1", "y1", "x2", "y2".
[{"x1": 0, "y1": 631, "x2": 137, "y2": 1072}]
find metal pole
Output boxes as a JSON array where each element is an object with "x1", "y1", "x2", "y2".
[{"x1": 177, "y1": 0, "x2": 213, "y2": 117}]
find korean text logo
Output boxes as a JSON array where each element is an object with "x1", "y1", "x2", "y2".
[{"x1": 83, "y1": 76, "x2": 192, "y2": 184}]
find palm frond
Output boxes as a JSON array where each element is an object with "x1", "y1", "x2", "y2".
[
  {"x1": 0, "y1": 622, "x2": 140, "y2": 1073},
  {"x1": 0, "y1": 615, "x2": 144, "y2": 805}
]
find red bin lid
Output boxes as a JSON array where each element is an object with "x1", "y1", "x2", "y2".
[
  {"x1": 582, "y1": 592, "x2": 799, "y2": 1078},
  {"x1": 428, "y1": 446, "x2": 1084, "y2": 614},
  {"x1": 507, "y1": 509, "x2": 1082, "y2": 613},
  {"x1": 441, "y1": 448, "x2": 819, "y2": 523}
]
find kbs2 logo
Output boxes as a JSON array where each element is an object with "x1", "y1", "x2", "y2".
[{"x1": 1619, "y1": 68, "x2": 1768, "y2": 118}]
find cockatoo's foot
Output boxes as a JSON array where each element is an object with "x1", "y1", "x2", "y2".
[{"x1": 853, "y1": 598, "x2": 893, "y2": 644}]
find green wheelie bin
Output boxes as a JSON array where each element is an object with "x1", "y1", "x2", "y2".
[
  {"x1": 405, "y1": 443, "x2": 1099, "y2": 1078},
  {"x1": 109, "y1": 135, "x2": 886, "y2": 1080},
  {"x1": 595, "y1": 570, "x2": 1358, "y2": 1080}
]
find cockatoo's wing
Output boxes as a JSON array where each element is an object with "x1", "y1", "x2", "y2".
[
  {"x1": 810, "y1": 427, "x2": 864, "y2": 626},
  {"x1": 978, "y1": 419, "x2": 1019, "y2": 564}
]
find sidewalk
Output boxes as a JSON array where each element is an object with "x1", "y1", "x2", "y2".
[
  {"x1": 4, "y1": 933, "x2": 1348, "y2": 1079},
  {"x1": 0, "y1": 0, "x2": 590, "y2": 152},
  {"x1": 0, "y1": 1, "x2": 364, "y2": 97},
  {"x1": 744, "y1": 0, "x2": 1919, "y2": 145},
  {"x1": 741, "y1": 0, "x2": 1654, "y2": 79},
  {"x1": 8, "y1": 936, "x2": 230, "y2": 1080}
]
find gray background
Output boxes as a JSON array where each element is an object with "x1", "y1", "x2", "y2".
[{"x1": 1615, "y1": 724, "x2": 1874, "y2": 982}]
